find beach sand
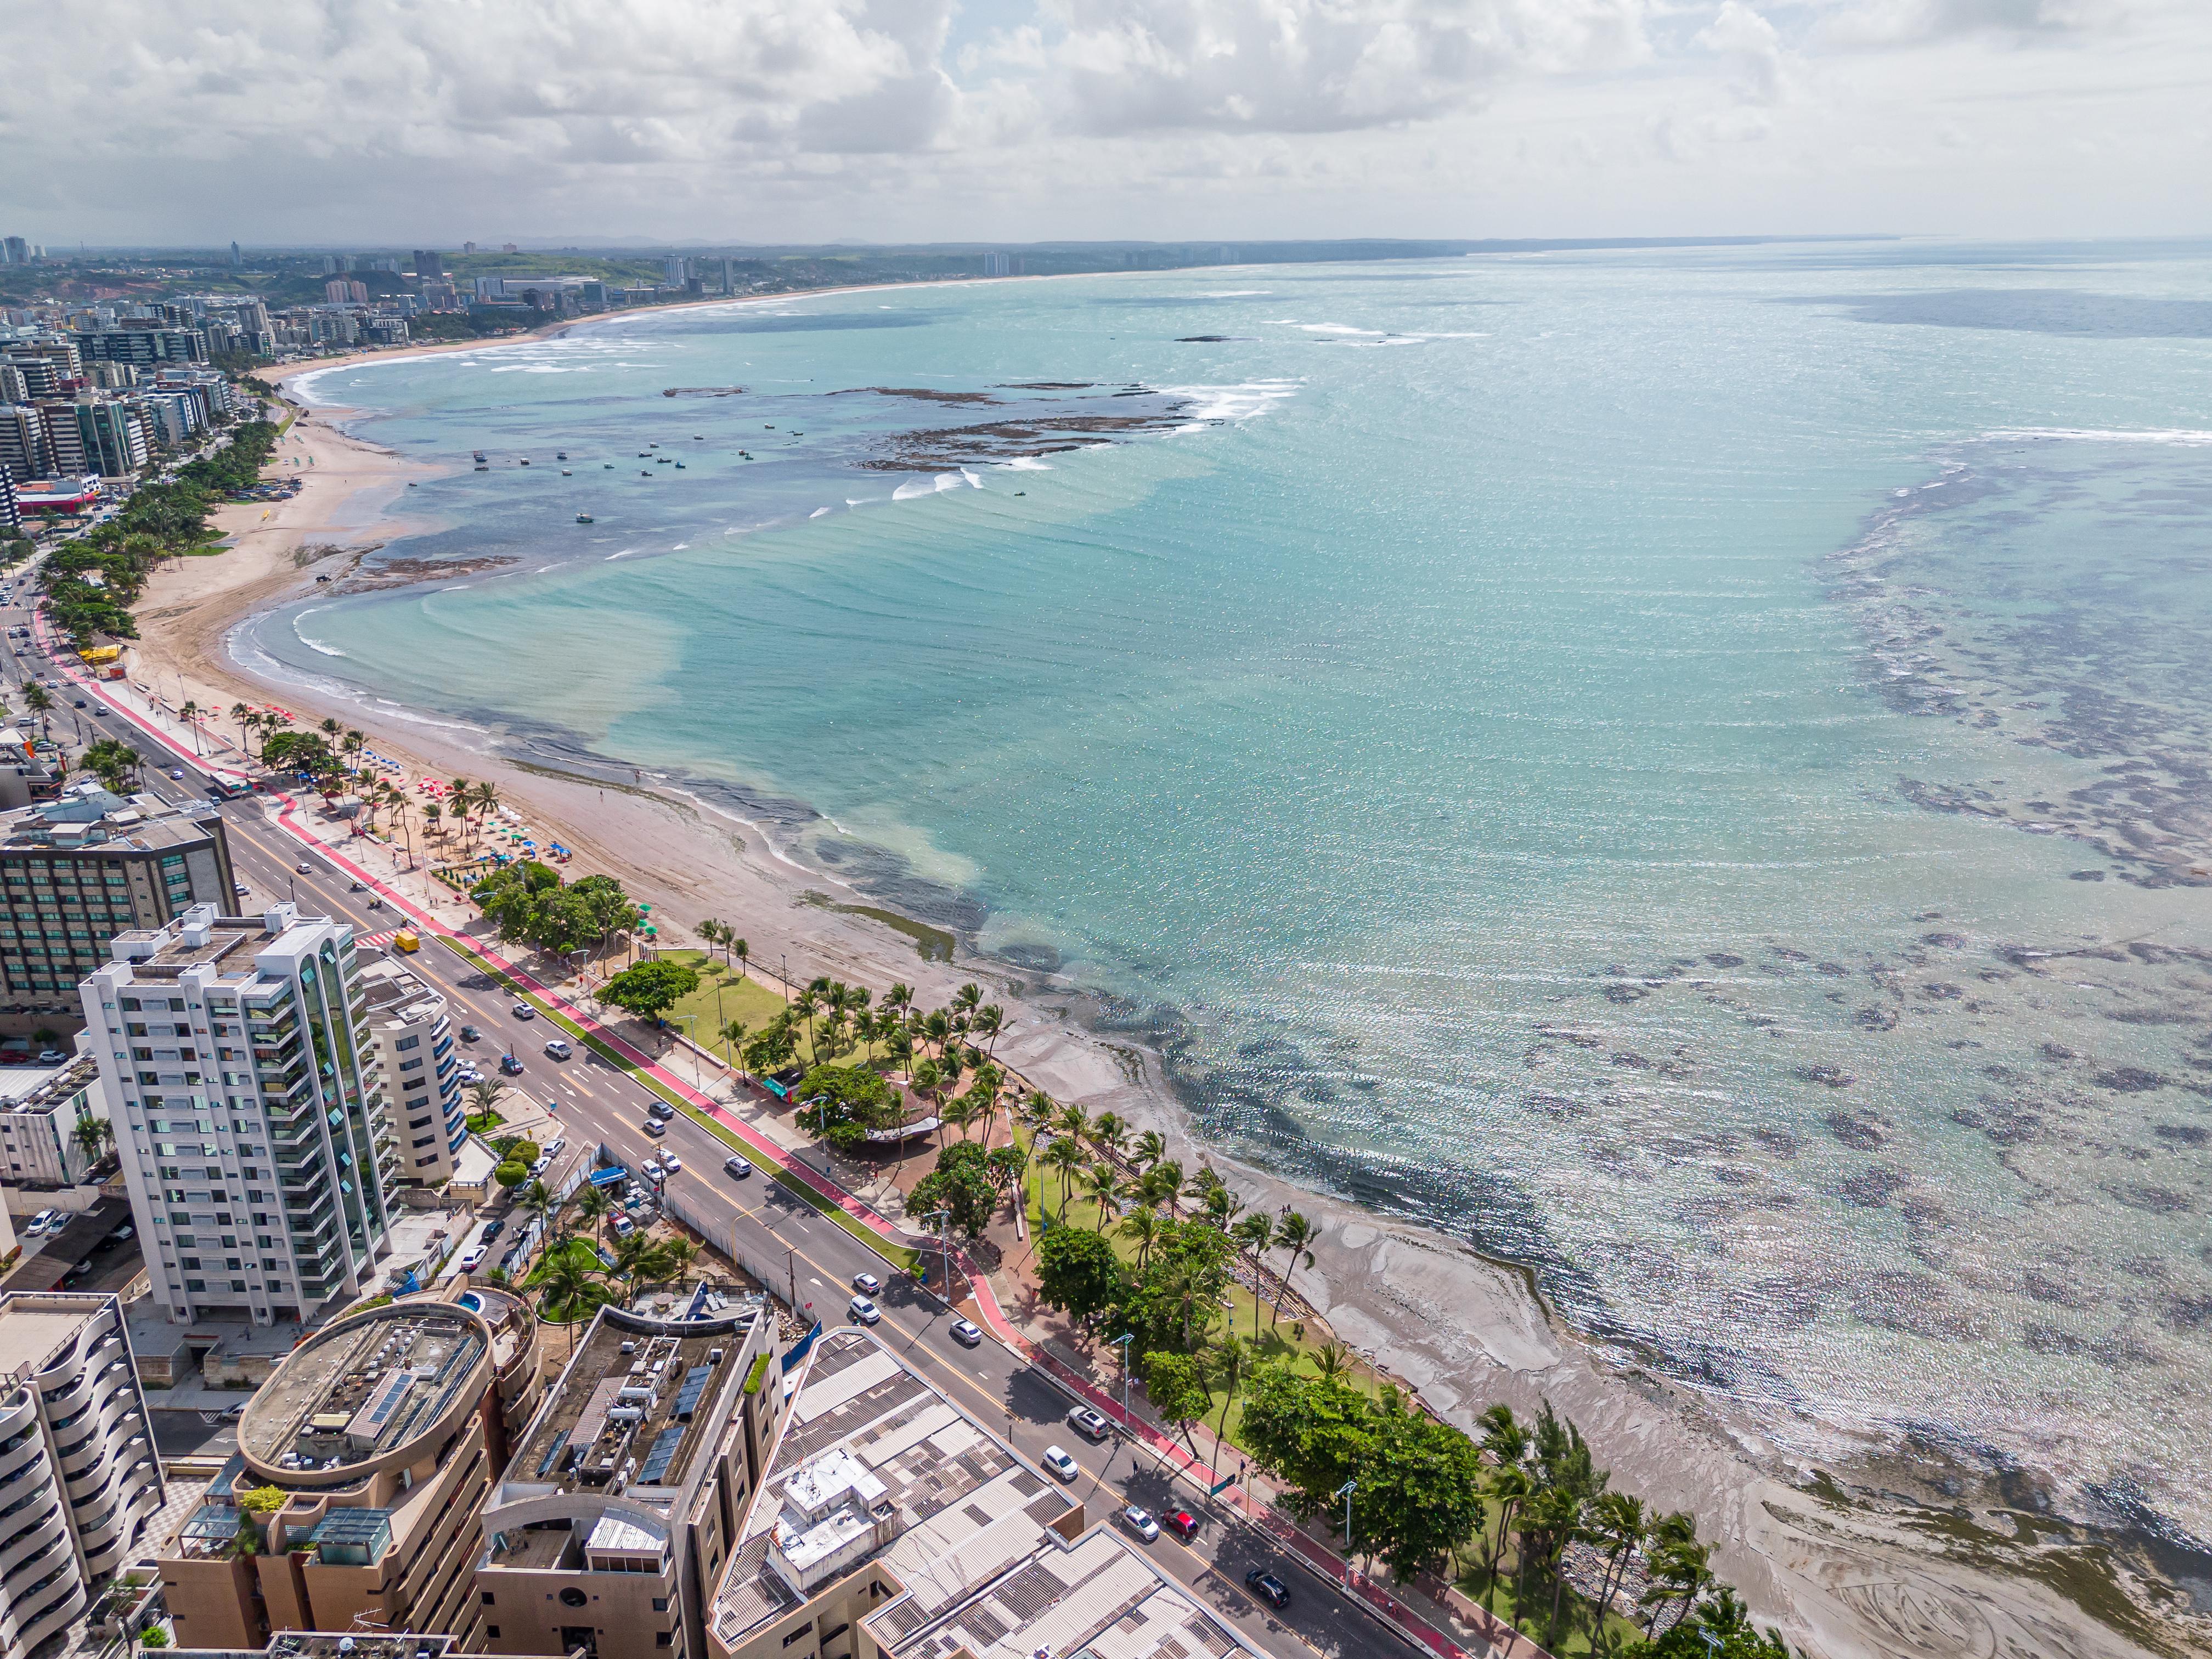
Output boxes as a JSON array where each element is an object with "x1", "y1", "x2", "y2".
[{"x1": 110, "y1": 344, "x2": 2192, "y2": 1659}]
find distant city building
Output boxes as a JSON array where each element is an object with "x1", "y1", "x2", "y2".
[
  {"x1": 719, "y1": 257, "x2": 735, "y2": 295},
  {"x1": 0, "y1": 470, "x2": 16, "y2": 533},
  {"x1": 664, "y1": 254, "x2": 689, "y2": 285},
  {"x1": 413, "y1": 249, "x2": 445, "y2": 280},
  {"x1": 0, "y1": 236, "x2": 30, "y2": 266},
  {"x1": 982, "y1": 251, "x2": 1012, "y2": 276},
  {"x1": 324, "y1": 279, "x2": 368, "y2": 305},
  {"x1": 367, "y1": 256, "x2": 400, "y2": 273},
  {"x1": 1, "y1": 783, "x2": 240, "y2": 1010},
  {"x1": 319, "y1": 255, "x2": 341, "y2": 275},
  {"x1": 501, "y1": 241, "x2": 518, "y2": 255},
  {"x1": 462, "y1": 240, "x2": 477, "y2": 254},
  {"x1": 78, "y1": 327, "x2": 210, "y2": 366},
  {"x1": 0, "y1": 1291, "x2": 167, "y2": 1656},
  {"x1": 0, "y1": 1049, "x2": 110, "y2": 1187},
  {"x1": 83, "y1": 902, "x2": 396, "y2": 1327},
  {"x1": 229, "y1": 240, "x2": 242, "y2": 268}
]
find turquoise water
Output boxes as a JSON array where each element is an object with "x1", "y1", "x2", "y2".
[{"x1": 272, "y1": 242, "x2": 2212, "y2": 1545}]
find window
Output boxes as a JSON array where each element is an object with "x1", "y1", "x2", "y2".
[
  {"x1": 558, "y1": 1588, "x2": 589, "y2": 1610},
  {"x1": 481, "y1": 1593, "x2": 495, "y2": 1607},
  {"x1": 656, "y1": 1636, "x2": 672, "y2": 1650},
  {"x1": 486, "y1": 1630, "x2": 499, "y2": 1641},
  {"x1": 396, "y1": 1035, "x2": 420, "y2": 1052},
  {"x1": 652, "y1": 1599, "x2": 668, "y2": 1613},
  {"x1": 782, "y1": 1627, "x2": 813, "y2": 1649}
]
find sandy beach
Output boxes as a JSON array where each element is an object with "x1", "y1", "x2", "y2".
[{"x1": 108, "y1": 331, "x2": 2193, "y2": 1659}]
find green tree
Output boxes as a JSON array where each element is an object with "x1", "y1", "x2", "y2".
[
  {"x1": 600, "y1": 958, "x2": 699, "y2": 1022},
  {"x1": 493, "y1": 1160, "x2": 528, "y2": 1189},
  {"x1": 81, "y1": 737, "x2": 143, "y2": 792},
  {"x1": 909, "y1": 1142, "x2": 997, "y2": 1239},
  {"x1": 1357, "y1": 1393, "x2": 1489, "y2": 1583},
  {"x1": 742, "y1": 1010, "x2": 799, "y2": 1076},
  {"x1": 1035, "y1": 1224, "x2": 1122, "y2": 1323},
  {"x1": 1142, "y1": 1349, "x2": 1212, "y2": 1462},
  {"x1": 794, "y1": 1064, "x2": 900, "y2": 1150},
  {"x1": 1237, "y1": 1362, "x2": 1370, "y2": 1522},
  {"x1": 1270, "y1": 1211, "x2": 1318, "y2": 1325}
]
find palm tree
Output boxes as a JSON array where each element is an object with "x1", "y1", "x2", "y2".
[
  {"x1": 470, "y1": 778, "x2": 501, "y2": 841},
  {"x1": 1145, "y1": 1159, "x2": 1184, "y2": 1219},
  {"x1": 230, "y1": 701, "x2": 255, "y2": 752},
  {"x1": 698, "y1": 917, "x2": 727, "y2": 962},
  {"x1": 22, "y1": 682, "x2": 52, "y2": 738},
  {"x1": 719, "y1": 1018, "x2": 749, "y2": 1067},
  {"x1": 447, "y1": 776, "x2": 472, "y2": 844},
  {"x1": 1051, "y1": 1101, "x2": 1091, "y2": 1147},
  {"x1": 953, "y1": 983, "x2": 983, "y2": 1018},
  {"x1": 792, "y1": 988, "x2": 821, "y2": 1064},
  {"x1": 1587, "y1": 1492, "x2": 1649, "y2": 1649},
  {"x1": 731, "y1": 937, "x2": 749, "y2": 980},
  {"x1": 179, "y1": 698, "x2": 202, "y2": 754},
  {"x1": 466, "y1": 1077, "x2": 503, "y2": 1127},
  {"x1": 1040, "y1": 1135, "x2": 1088, "y2": 1223},
  {"x1": 883, "y1": 981, "x2": 913, "y2": 1019},
  {"x1": 940, "y1": 1092, "x2": 979, "y2": 1143},
  {"x1": 1270, "y1": 1212, "x2": 1318, "y2": 1325},
  {"x1": 1087, "y1": 1110, "x2": 1128, "y2": 1166},
  {"x1": 970, "y1": 1003, "x2": 1004, "y2": 1060},
  {"x1": 1308, "y1": 1341, "x2": 1353, "y2": 1383},
  {"x1": 319, "y1": 716, "x2": 342, "y2": 739},
  {"x1": 573, "y1": 1184, "x2": 610, "y2": 1249},
  {"x1": 534, "y1": 1250, "x2": 603, "y2": 1345},
  {"x1": 1080, "y1": 1162, "x2": 1123, "y2": 1231},
  {"x1": 1116, "y1": 1207, "x2": 1163, "y2": 1272},
  {"x1": 1229, "y1": 1212, "x2": 1273, "y2": 1333},
  {"x1": 1639, "y1": 1515, "x2": 1711, "y2": 1638},
  {"x1": 1202, "y1": 1182, "x2": 1243, "y2": 1229},
  {"x1": 1482, "y1": 1466, "x2": 1532, "y2": 1618},
  {"x1": 1132, "y1": 1130, "x2": 1166, "y2": 1172}
]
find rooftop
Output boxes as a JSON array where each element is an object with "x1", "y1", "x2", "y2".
[
  {"x1": 504, "y1": 1307, "x2": 757, "y2": 1511},
  {"x1": 239, "y1": 1301, "x2": 486, "y2": 1479},
  {"x1": 0, "y1": 1291, "x2": 112, "y2": 1388},
  {"x1": 710, "y1": 1329, "x2": 1252, "y2": 1659},
  {"x1": 0, "y1": 1051, "x2": 98, "y2": 1114},
  {"x1": 358, "y1": 956, "x2": 445, "y2": 1026},
  {"x1": 172, "y1": 1633, "x2": 461, "y2": 1659},
  {"x1": 97, "y1": 903, "x2": 340, "y2": 986},
  {"x1": 1, "y1": 781, "x2": 222, "y2": 851}
]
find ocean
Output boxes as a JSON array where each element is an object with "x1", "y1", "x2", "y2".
[{"x1": 269, "y1": 239, "x2": 2212, "y2": 1561}]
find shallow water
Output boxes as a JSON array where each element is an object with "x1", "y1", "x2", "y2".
[{"x1": 268, "y1": 241, "x2": 2212, "y2": 1551}]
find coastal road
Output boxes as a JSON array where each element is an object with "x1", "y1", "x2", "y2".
[{"x1": 58, "y1": 724, "x2": 1423, "y2": 1659}]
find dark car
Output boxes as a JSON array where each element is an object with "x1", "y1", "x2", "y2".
[
  {"x1": 459, "y1": 1024, "x2": 481, "y2": 1042},
  {"x1": 481, "y1": 1219, "x2": 504, "y2": 1243},
  {"x1": 500, "y1": 1055, "x2": 525, "y2": 1076},
  {"x1": 1244, "y1": 1568, "x2": 1290, "y2": 1610},
  {"x1": 1165, "y1": 1510, "x2": 1200, "y2": 1542}
]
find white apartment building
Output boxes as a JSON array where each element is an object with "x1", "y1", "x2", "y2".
[
  {"x1": 81, "y1": 904, "x2": 398, "y2": 1327},
  {"x1": 358, "y1": 956, "x2": 466, "y2": 1183},
  {"x1": 0, "y1": 1291, "x2": 166, "y2": 1659},
  {"x1": 0, "y1": 1052, "x2": 110, "y2": 1188}
]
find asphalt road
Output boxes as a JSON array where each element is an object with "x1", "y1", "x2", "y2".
[{"x1": 4, "y1": 654, "x2": 1424, "y2": 1659}]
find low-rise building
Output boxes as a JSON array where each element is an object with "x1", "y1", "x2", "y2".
[
  {"x1": 478, "y1": 1293, "x2": 782, "y2": 1659},
  {"x1": 706, "y1": 1328, "x2": 1259, "y2": 1659},
  {"x1": 0, "y1": 1291, "x2": 167, "y2": 1659},
  {"x1": 159, "y1": 1295, "x2": 535, "y2": 1650},
  {"x1": 358, "y1": 956, "x2": 466, "y2": 1184},
  {"x1": 0, "y1": 1051, "x2": 109, "y2": 1187}
]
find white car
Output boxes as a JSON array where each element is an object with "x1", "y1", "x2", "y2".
[
  {"x1": 659, "y1": 1154, "x2": 680, "y2": 1174},
  {"x1": 1121, "y1": 1505, "x2": 1160, "y2": 1543},
  {"x1": 1041, "y1": 1446, "x2": 1079, "y2": 1483},
  {"x1": 25, "y1": 1209, "x2": 60, "y2": 1236},
  {"x1": 848, "y1": 1296, "x2": 881, "y2": 1325},
  {"x1": 852, "y1": 1272, "x2": 881, "y2": 1296},
  {"x1": 544, "y1": 1039, "x2": 573, "y2": 1060},
  {"x1": 642, "y1": 1159, "x2": 663, "y2": 1179},
  {"x1": 458, "y1": 1245, "x2": 487, "y2": 1273}
]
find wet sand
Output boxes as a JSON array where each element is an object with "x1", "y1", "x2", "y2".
[{"x1": 112, "y1": 360, "x2": 2197, "y2": 1659}]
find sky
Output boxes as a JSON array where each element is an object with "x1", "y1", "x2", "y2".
[{"x1": 3, "y1": 0, "x2": 2208, "y2": 248}]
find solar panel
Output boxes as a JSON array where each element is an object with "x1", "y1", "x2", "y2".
[
  {"x1": 674, "y1": 1364, "x2": 712, "y2": 1419},
  {"x1": 639, "y1": 1425, "x2": 686, "y2": 1483},
  {"x1": 535, "y1": 1429, "x2": 571, "y2": 1478}
]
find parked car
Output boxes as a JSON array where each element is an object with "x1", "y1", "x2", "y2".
[
  {"x1": 611, "y1": 1214, "x2": 636, "y2": 1238},
  {"x1": 1244, "y1": 1568, "x2": 1290, "y2": 1610},
  {"x1": 458, "y1": 1245, "x2": 487, "y2": 1273},
  {"x1": 35, "y1": 1049, "x2": 64, "y2": 1065},
  {"x1": 1041, "y1": 1446, "x2": 1079, "y2": 1483},
  {"x1": 949, "y1": 1317, "x2": 983, "y2": 1348},
  {"x1": 511, "y1": 1002, "x2": 535, "y2": 1020},
  {"x1": 724, "y1": 1155, "x2": 752, "y2": 1180},
  {"x1": 544, "y1": 1038, "x2": 573, "y2": 1060},
  {"x1": 852, "y1": 1272, "x2": 881, "y2": 1296},
  {"x1": 647, "y1": 1101, "x2": 674, "y2": 1121},
  {"x1": 528, "y1": 1153, "x2": 553, "y2": 1177},
  {"x1": 1164, "y1": 1510, "x2": 1200, "y2": 1542},
  {"x1": 234, "y1": 881, "x2": 251, "y2": 896},
  {"x1": 481, "y1": 1219, "x2": 504, "y2": 1243},
  {"x1": 660, "y1": 1154, "x2": 680, "y2": 1173},
  {"x1": 1065, "y1": 1406, "x2": 1112, "y2": 1442},
  {"x1": 25, "y1": 1209, "x2": 60, "y2": 1236},
  {"x1": 848, "y1": 1296, "x2": 881, "y2": 1325},
  {"x1": 642, "y1": 1119, "x2": 667, "y2": 1138},
  {"x1": 1121, "y1": 1506, "x2": 1160, "y2": 1543}
]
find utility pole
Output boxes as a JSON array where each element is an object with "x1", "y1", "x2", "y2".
[
  {"x1": 1335, "y1": 1480, "x2": 1357, "y2": 1587},
  {"x1": 1113, "y1": 1331, "x2": 1133, "y2": 1425}
]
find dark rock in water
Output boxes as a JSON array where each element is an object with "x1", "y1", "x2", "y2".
[
  {"x1": 2106, "y1": 1183, "x2": 2193, "y2": 1214},
  {"x1": 1750, "y1": 1127, "x2": 1800, "y2": 1159},
  {"x1": 1611, "y1": 1051, "x2": 1650, "y2": 1069},
  {"x1": 2040, "y1": 1042, "x2": 2078, "y2": 1062},
  {"x1": 1174, "y1": 335, "x2": 1253, "y2": 342},
  {"x1": 2154, "y1": 1124, "x2": 2209, "y2": 1147},
  {"x1": 2022, "y1": 1268, "x2": 2087, "y2": 1308},
  {"x1": 1706, "y1": 952, "x2": 1746, "y2": 968},
  {"x1": 1815, "y1": 961, "x2": 1850, "y2": 976},
  {"x1": 1602, "y1": 983, "x2": 1649, "y2": 1005},
  {"x1": 2163, "y1": 1294, "x2": 2212, "y2": 1333},
  {"x1": 1772, "y1": 946, "x2": 1810, "y2": 961},
  {"x1": 1827, "y1": 1111, "x2": 1888, "y2": 1149},
  {"x1": 2070, "y1": 869, "x2": 2108, "y2": 881},
  {"x1": 1855, "y1": 1006, "x2": 1900, "y2": 1031},
  {"x1": 1922, "y1": 982, "x2": 1965, "y2": 1001},
  {"x1": 1798, "y1": 1065, "x2": 1857, "y2": 1088},
  {"x1": 1921, "y1": 932, "x2": 1968, "y2": 949},
  {"x1": 1841, "y1": 1166, "x2": 1910, "y2": 1207},
  {"x1": 2094, "y1": 1066, "x2": 2170, "y2": 1093},
  {"x1": 1712, "y1": 1165, "x2": 1758, "y2": 1186}
]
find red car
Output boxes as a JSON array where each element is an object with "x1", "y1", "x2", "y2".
[{"x1": 1165, "y1": 1510, "x2": 1200, "y2": 1542}]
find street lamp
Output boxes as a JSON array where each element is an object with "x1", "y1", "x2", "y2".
[
  {"x1": 918, "y1": 1208, "x2": 949, "y2": 1307},
  {"x1": 1334, "y1": 1480, "x2": 1357, "y2": 1586},
  {"x1": 1111, "y1": 1331, "x2": 1134, "y2": 1426},
  {"x1": 672, "y1": 1014, "x2": 703, "y2": 1088}
]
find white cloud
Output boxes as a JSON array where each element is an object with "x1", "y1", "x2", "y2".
[{"x1": 0, "y1": 0, "x2": 2204, "y2": 242}]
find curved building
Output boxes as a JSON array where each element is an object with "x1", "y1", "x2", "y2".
[
  {"x1": 160, "y1": 1295, "x2": 524, "y2": 1650},
  {"x1": 0, "y1": 1293, "x2": 165, "y2": 1659}
]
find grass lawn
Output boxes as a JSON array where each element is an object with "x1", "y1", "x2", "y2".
[
  {"x1": 1024, "y1": 1160, "x2": 1374, "y2": 1456},
  {"x1": 656, "y1": 949, "x2": 887, "y2": 1069},
  {"x1": 524, "y1": 1236, "x2": 618, "y2": 1323},
  {"x1": 1451, "y1": 1548, "x2": 1649, "y2": 1657},
  {"x1": 437, "y1": 935, "x2": 916, "y2": 1272}
]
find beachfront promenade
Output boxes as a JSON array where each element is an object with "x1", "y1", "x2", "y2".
[{"x1": 16, "y1": 627, "x2": 1517, "y2": 1659}]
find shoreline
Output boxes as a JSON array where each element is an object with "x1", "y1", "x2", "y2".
[{"x1": 122, "y1": 328, "x2": 2197, "y2": 1659}]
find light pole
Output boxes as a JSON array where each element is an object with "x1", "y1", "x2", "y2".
[
  {"x1": 918, "y1": 1207, "x2": 948, "y2": 1307},
  {"x1": 673, "y1": 1014, "x2": 703, "y2": 1088},
  {"x1": 1334, "y1": 1480, "x2": 1357, "y2": 1587}
]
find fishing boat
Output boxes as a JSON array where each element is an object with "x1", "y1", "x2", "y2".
[
  {"x1": 518, "y1": 458, "x2": 530, "y2": 466},
  {"x1": 576, "y1": 512, "x2": 594, "y2": 523},
  {"x1": 472, "y1": 450, "x2": 486, "y2": 462},
  {"x1": 675, "y1": 461, "x2": 686, "y2": 469},
  {"x1": 556, "y1": 452, "x2": 568, "y2": 461},
  {"x1": 473, "y1": 461, "x2": 488, "y2": 471}
]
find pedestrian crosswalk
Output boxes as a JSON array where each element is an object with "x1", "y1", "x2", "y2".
[{"x1": 357, "y1": 929, "x2": 398, "y2": 950}]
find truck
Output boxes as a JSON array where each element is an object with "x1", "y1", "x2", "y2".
[{"x1": 392, "y1": 929, "x2": 420, "y2": 953}]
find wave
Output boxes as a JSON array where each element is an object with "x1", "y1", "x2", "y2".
[
  {"x1": 998, "y1": 457, "x2": 1054, "y2": 471},
  {"x1": 290, "y1": 607, "x2": 349, "y2": 659},
  {"x1": 1159, "y1": 380, "x2": 1302, "y2": 422},
  {"x1": 1297, "y1": 323, "x2": 1382, "y2": 335},
  {"x1": 1983, "y1": 425, "x2": 2212, "y2": 445},
  {"x1": 1199, "y1": 290, "x2": 1271, "y2": 297},
  {"x1": 810, "y1": 506, "x2": 833, "y2": 518},
  {"x1": 891, "y1": 474, "x2": 967, "y2": 500}
]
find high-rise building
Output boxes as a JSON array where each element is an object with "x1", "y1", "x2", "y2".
[
  {"x1": 79, "y1": 329, "x2": 210, "y2": 366},
  {"x1": 0, "y1": 469, "x2": 17, "y2": 533},
  {"x1": 462, "y1": 241, "x2": 477, "y2": 255},
  {"x1": 0, "y1": 405, "x2": 50, "y2": 483},
  {"x1": 0, "y1": 1291, "x2": 167, "y2": 1659},
  {"x1": 319, "y1": 256, "x2": 341, "y2": 276},
  {"x1": 358, "y1": 956, "x2": 465, "y2": 1184},
  {"x1": 981, "y1": 251, "x2": 1012, "y2": 276},
  {"x1": 83, "y1": 903, "x2": 398, "y2": 1327},
  {"x1": 0, "y1": 1050, "x2": 111, "y2": 1187},
  {"x1": 0, "y1": 237, "x2": 29, "y2": 267},
  {"x1": 159, "y1": 1291, "x2": 545, "y2": 1649},
  {"x1": 413, "y1": 250, "x2": 445, "y2": 280},
  {"x1": 703, "y1": 1327, "x2": 1261, "y2": 1659},
  {"x1": 478, "y1": 1295, "x2": 783, "y2": 1659},
  {"x1": 663, "y1": 255, "x2": 688, "y2": 286},
  {"x1": 32, "y1": 403, "x2": 89, "y2": 475},
  {"x1": 229, "y1": 241, "x2": 242, "y2": 268},
  {"x1": 75, "y1": 398, "x2": 151, "y2": 476}
]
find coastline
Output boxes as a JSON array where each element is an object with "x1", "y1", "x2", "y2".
[{"x1": 117, "y1": 333, "x2": 2198, "y2": 1659}]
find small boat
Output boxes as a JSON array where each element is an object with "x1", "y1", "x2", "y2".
[
  {"x1": 603, "y1": 462, "x2": 613, "y2": 469},
  {"x1": 473, "y1": 462, "x2": 488, "y2": 471},
  {"x1": 576, "y1": 513, "x2": 594, "y2": 523},
  {"x1": 518, "y1": 458, "x2": 530, "y2": 466},
  {"x1": 556, "y1": 452, "x2": 568, "y2": 461},
  {"x1": 656, "y1": 456, "x2": 672, "y2": 465},
  {"x1": 472, "y1": 450, "x2": 486, "y2": 462},
  {"x1": 674, "y1": 462, "x2": 686, "y2": 469}
]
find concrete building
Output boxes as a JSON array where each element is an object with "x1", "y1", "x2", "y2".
[
  {"x1": 0, "y1": 470, "x2": 15, "y2": 535},
  {"x1": 0, "y1": 405, "x2": 49, "y2": 482},
  {"x1": 1, "y1": 785, "x2": 238, "y2": 1014},
  {"x1": 704, "y1": 1328, "x2": 1259, "y2": 1659},
  {"x1": 159, "y1": 1294, "x2": 541, "y2": 1650},
  {"x1": 478, "y1": 1294, "x2": 782, "y2": 1659},
  {"x1": 0, "y1": 1291, "x2": 166, "y2": 1659},
  {"x1": 413, "y1": 251, "x2": 445, "y2": 280},
  {"x1": 83, "y1": 904, "x2": 397, "y2": 1327},
  {"x1": 173, "y1": 1633, "x2": 483, "y2": 1659},
  {"x1": 358, "y1": 956, "x2": 466, "y2": 1184},
  {"x1": 0, "y1": 1052, "x2": 110, "y2": 1188},
  {"x1": 78, "y1": 330, "x2": 208, "y2": 368}
]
